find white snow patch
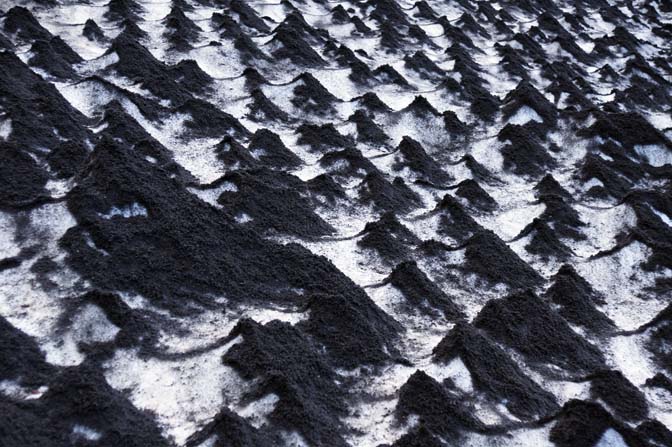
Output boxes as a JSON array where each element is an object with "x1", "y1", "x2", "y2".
[
  {"x1": 634, "y1": 144, "x2": 672, "y2": 167},
  {"x1": 72, "y1": 424, "x2": 103, "y2": 442},
  {"x1": 236, "y1": 393, "x2": 279, "y2": 429},
  {"x1": 99, "y1": 202, "x2": 148, "y2": 219},
  {"x1": 595, "y1": 428, "x2": 628, "y2": 447},
  {"x1": 607, "y1": 334, "x2": 657, "y2": 386},
  {"x1": 0, "y1": 118, "x2": 11, "y2": 140},
  {"x1": 0, "y1": 380, "x2": 48, "y2": 400},
  {"x1": 103, "y1": 343, "x2": 244, "y2": 445},
  {"x1": 507, "y1": 106, "x2": 544, "y2": 125},
  {"x1": 650, "y1": 205, "x2": 672, "y2": 227}
]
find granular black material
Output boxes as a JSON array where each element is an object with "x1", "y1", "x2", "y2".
[
  {"x1": 99, "y1": 101, "x2": 193, "y2": 181},
  {"x1": 3, "y1": 1, "x2": 671, "y2": 444},
  {"x1": 291, "y1": 73, "x2": 338, "y2": 114},
  {"x1": 534, "y1": 174, "x2": 572, "y2": 200},
  {"x1": 319, "y1": 147, "x2": 378, "y2": 181},
  {"x1": 330, "y1": 5, "x2": 350, "y2": 24},
  {"x1": 169, "y1": 59, "x2": 213, "y2": 94},
  {"x1": 379, "y1": 22, "x2": 408, "y2": 52},
  {"x1": 246, "y1": 88, "x2": 290, "y2": 123},
  {"x1": 636, "y1": 419, "x2": 672, "y2": 447},
  {"x1": 306, "y1": 173, "x2": 347, "y2": 203},
  {"x1": 544, "y1": 265, "x2": 615, "y2": 334},
  {"x1": 215, "y1": 135, "x2": 258, "y2": 169},
  {"x1": 109, "y1": 33, "x2": 194, "y2": 105},
  {"x1": 0, "y1": 51, "x2": 92, "y2": 151},
  {"x1": 357, "y1": 173, "x2": 423, "y2": 214},
  {"x1": 433, "y1": 322, "x2": 559, "y2": 419},
  {"x1": 442, "y1": 110, "x2": 469, "y2": 135},
  {"x1": 394, "y1": 136, "x2": 452, "y2": 185},
  {"x1": 247, "y1": 128, "x2": 302, "y2": 169},
  {"x1": 230, "y1": 0, "x2": 270, "y2": 34},
  {"x1": 386, "y1": 424, "x2": 444, "y2": 447},
  {"x1": 497, "y1": 123, "x2": 557, "y2": 176},
  {"x1": 270, "y1": 27, "x2": 325, "y2": 66},
  {"x1": 60, "y1": 137, "x2": 369, "y2": 311},
  {"x1": 370, "y1": 64, "x2": 409, "y2": 88},
  {"x1": 454, "y1": 179, "x2": 497, "y2": 212},
  {"x1": 78, "y1": 290, "x2": 160, "y2": 355},
  {"x1": 296, "y1": 122, "x2": 354, "y2": 152},
  {"x1": 457, "y1": 13, "x2": 490, "y2": 38},
  {"x1": 413, "y1": 1, "x2": 438, "y2": 20},
  {"x1": 297, "y1": 292, "x2": 402, "y2": 368},
  {"x1": 435, "y1": 194, "x2": 484, "y2": 242},
  {"x1": 513, "y1": 218, "x2": 573, "y2": 260},
  {"x1": 403, "y1": 51, "x2": 445, "y2": 80},
  {"x1": 342, "y1": 57, "x2": 371, "y2": 85},
  {"x1": 163, "y1": 6, "x2": 202, "y2": 50},
  {"x1": 104, "y1": 0, "x2": 144, "y2": 22},
  {"x1": 457, "y1": 154, "x2": 498, "y2": 184},
  {"x1": 354, "y1": 91, "x2": 393, "y2": 114},
  {"x1": 120, "y1": 18, "x2": 147, "y2": 39},
  {"x1": 185, "y1": 408, "x2": 277, "y2": 447},
  {"x1": 222, "y1": 319, "x2": 349, "y2": 447},
  {"x1": 4, "y1": 6, "x2": 53, "y2": 41},
  {"x1": 0, "y1": 257, "x2": 22, "y2": 272},
  {"x1": 578, "y1": 111, "x2": 672, "y2": 150},
  {"x1": 387, "y1": 260, "x2": 464, "y2": 319},
  {"x1": 275, "y1": 12, "x2": 328, "y2": 46},
  {"x1": 464, "y1": 230, "x2": 544, "y2": 289},
  {"x1": 234, "y1": 33, "x2": 270, "y2": 62},
  {"x1": 348, "y1": 109, "x2": 390, "y2": 145},
  {"x1": 369, "y1": 0, "x2": 410, "y2": 26},
  {"x1": 474, "y1": 290, "x2": 605, "y2": 373},
  {"x1": 350, "y1": 15, "x2": 372, "y2": 34},
  {"x1": 400, "y1": 95, "x2": 441, "y2": 117},
  {"x1": 645, "y1": 372, "x2": 672, "y2": 394},
  {"x1": 496, "y1": 44, "x2": 530, "y2": 80},
  {"x1": 0, "y1": 315, "x2": 56, "y2": 386},
  {"x1": 396, "y1": 370, "x2": 484, "y2": 441},
  {"x1": 549, "y1": 400, "x2": 648, "y2": 447},
  {"x1": 358, "y1": 212, "x2": 420, "y2": 264},
  {"x1": 216, "y1": 168, "x2": 334, "y2": 237},
  {"x1": 642, "y1": 303, "x2": 672, "y2": 374},
  {"x1": 587, "y1": 370, "x2": 648, "y2": 422},
  {"x1": 28, "y1": 37, "x2": 81, "y2": 78},
  {"x1": 579, "y1": 154, "x2": 633, "y2": 200},
  {"x1": 177, "y1": 98, "x2": 249, "y2": 139},
  {"x1": 0, "y1": 142, "x2": 49, "y2": 209},
  {"x1": 501, "y1": 80, "x2": 558, "y2": 127},
  {"x1": 1, "y1": 364, "x2": 170, "y2": 447}
]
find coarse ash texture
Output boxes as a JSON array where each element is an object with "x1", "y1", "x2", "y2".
[{"x1": 0, "y1": 0, "x2": 672, "y2": 446}]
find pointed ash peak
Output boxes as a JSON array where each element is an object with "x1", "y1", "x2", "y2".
[
  {"x1": 270, "y1": 26, "x2": 325, "y2": 67},
  {"x1": 433, "y1": 321, "x2": 559, "y2": 419},
  {"x1": 454, "y1": 179, "x2": 497, "y2": 212},
  {"x1": 4, "y1": 6, "x2": 53, "y2": 41},
  {"x1": 247, "y1": 88, "x2": 290, "y2": 123},
  {"x1": 358, "y1": 173, "x2": 423, "y2": 214},
  {"x1": 358, "y1": 211, "x2": 421, "y2": 264},
  {"x1": 502, "y1": 79, "x2": 558, "y2": 127},
  {"x1": 230, "y1": 0, "x2": 271, "y2": 33},
  {"x1": 105, "y1": 0, "x2": 144, "y2": 22},
  {"x1": 388, "y1": 260, "x2": 465, "y2": 319},
  {"x1": 474, "y1": 290, "x2": 606, "y2": 373},
  {"x1": 463, "y1": 230, "x2": 545, "y2": 289},
  {"x1": 298, "y1": 292, "x2": 403, "y2": 368},
  {"x1": 534, "y1": 174, "x2": 572, "y2": 199},
  {"x1": 394, "y1": 136, "x2": 453, "y2": 185},
  {"x1": 513, "y1": 217, "x2": 574, "y2": 260},
  {"x1": 83, "y1": 19, "x2": 106, "y2": 42}
]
